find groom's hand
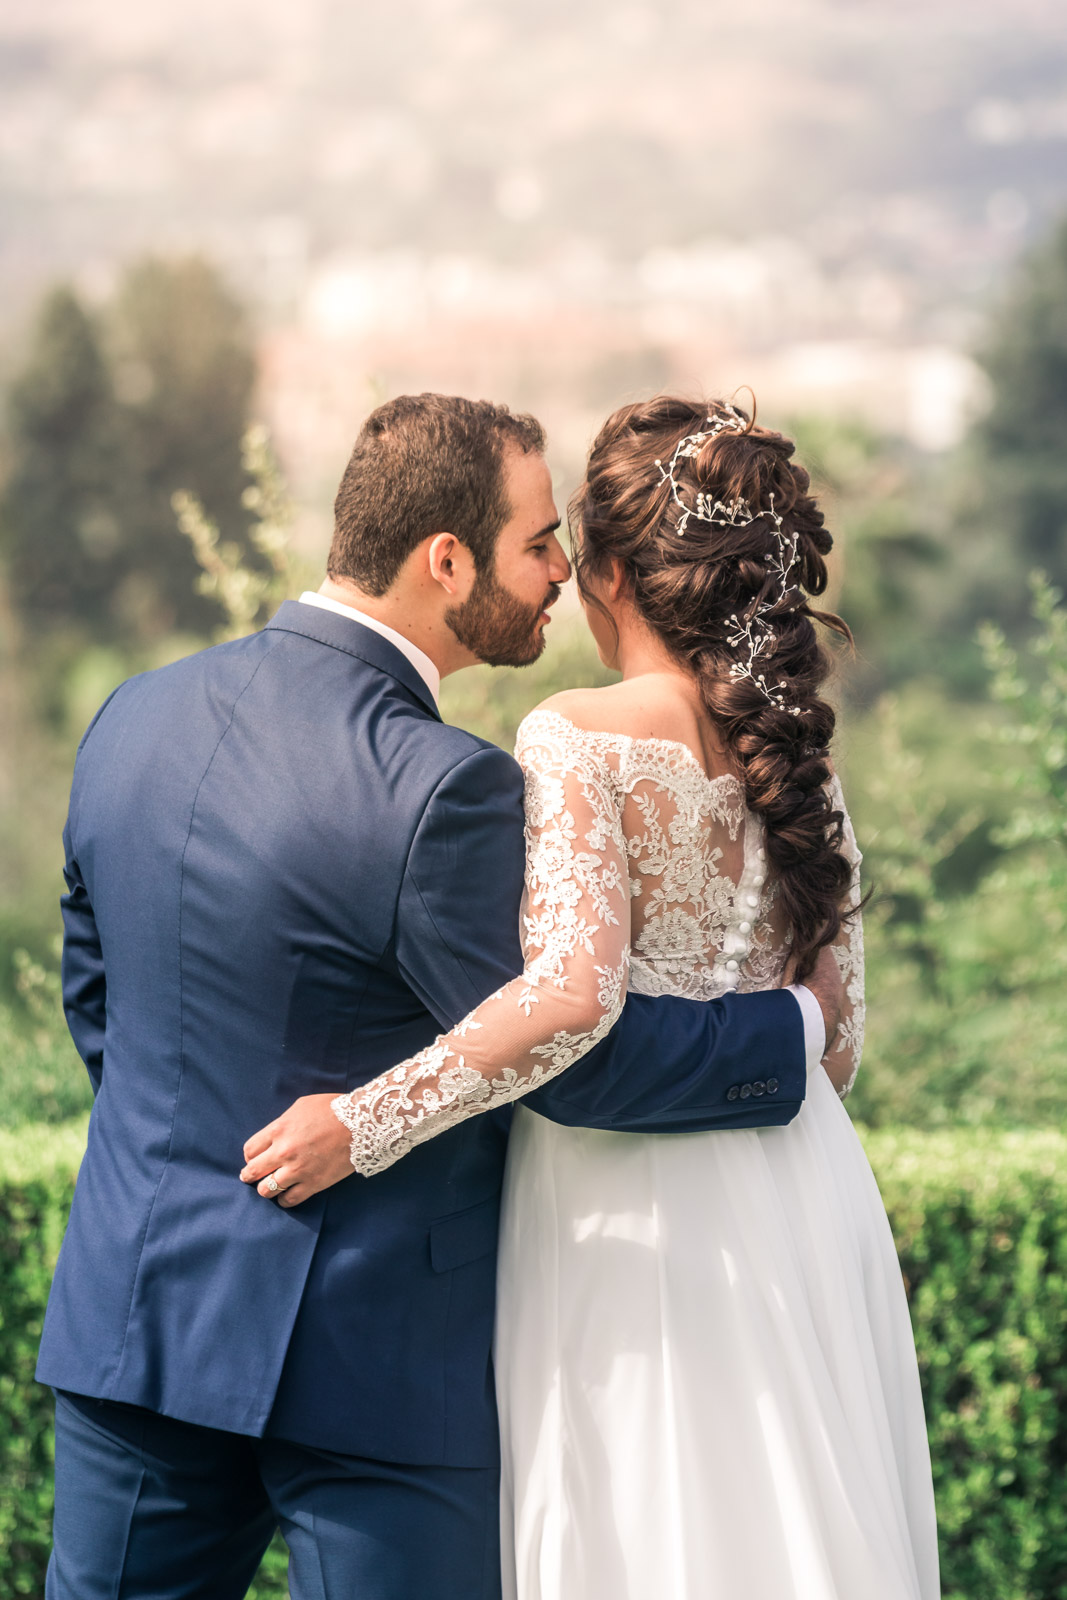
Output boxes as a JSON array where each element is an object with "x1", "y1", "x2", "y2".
[
  {"x1": 240, "y1": 1093, "x2": 353, "y2": 1208},
  {"x1": 783, "y1": 942, "x2": 842, "y2": 1051}
]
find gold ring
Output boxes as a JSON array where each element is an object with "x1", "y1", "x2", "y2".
[{"x1": 265, "y1": 1173, "x2": 280, "y2": 1195}]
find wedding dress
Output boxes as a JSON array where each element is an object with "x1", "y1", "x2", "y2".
[{"x1": 336, "y1": 707, "x2": 940, "y2": 1600}]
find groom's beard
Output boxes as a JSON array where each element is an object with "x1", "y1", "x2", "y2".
[{"x1": 446, "y1": 568, "x2": 561, "y2": 668}]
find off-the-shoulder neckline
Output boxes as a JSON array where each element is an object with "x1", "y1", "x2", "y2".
[{"x1": 518, "y1": 706, "x2": 745, "y2": 793}]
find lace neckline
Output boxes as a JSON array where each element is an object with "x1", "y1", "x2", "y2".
[{"x1": 522, "y1": 708, "x2": 745, "y2": 800}]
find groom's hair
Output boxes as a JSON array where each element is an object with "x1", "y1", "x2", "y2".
[{"x1": 328, "y1": 393, "x2": 546, "y2": 595}]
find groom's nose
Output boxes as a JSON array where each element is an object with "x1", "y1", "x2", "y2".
[{"x1": 547, "y1": 532, "x2": 572, "y2": 585}]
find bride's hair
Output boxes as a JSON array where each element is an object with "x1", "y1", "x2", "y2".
[{"x1": 573, "y1": 394, "x2": 855, "y2": 981}]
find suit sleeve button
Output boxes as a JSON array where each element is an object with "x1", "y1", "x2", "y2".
[
  {"x1": 752, "y1": 1080, "x2": 766, "y2": 1096},
  {"x1": 740, "y1": 1084, "x2": 752, "y2": 1099},
  {"x1": 767, "y1": 1078, "x2": 779, "y2": 1094},
  {"x1": 726, "y1": 1085, "x2": 740, "y2": 1102}
]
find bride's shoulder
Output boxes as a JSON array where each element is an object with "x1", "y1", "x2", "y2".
[
  {"x1": 529, "y1": 679, "x2": 685, "y2": 740},
  {"x1": 517, "y1": 685, "x2": 645, "y2": 753},
  {"x1": 529, "y1": 685, "x2": 629, "y2": 733},
  {"x1": 515, "y1": 687, "x2": 635, "y2": 769}
]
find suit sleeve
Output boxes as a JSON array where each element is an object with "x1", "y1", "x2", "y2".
[
  {"x1": 61, "y1": 831, "x2": 106, "y2": 1094},
  {"x1": 394, "y1": 745, "x2": 531, "y2": 1029},
  {"x1": 527, "y1": 986, "x2": 806, "y2": 1131},
  {"x1": 390, "y1": 744, "x2": 806, "y2": 1142},
  {"x1": 59, "y1": 687, "x2": 125, "y2": 1094}
]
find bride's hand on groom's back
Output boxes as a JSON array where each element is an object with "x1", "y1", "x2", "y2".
[{"x1": 240, "y1": 1094, "x2": 354, "y2": 1207}]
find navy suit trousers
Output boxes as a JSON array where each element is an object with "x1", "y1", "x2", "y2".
[{"x1": 48, "y1": 1391, "x2": 500, "y2": 1600}]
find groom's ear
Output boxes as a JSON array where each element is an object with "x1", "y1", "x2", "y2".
[{"x1": 426, "y1": 532, "x2": 476, "y2": 599}]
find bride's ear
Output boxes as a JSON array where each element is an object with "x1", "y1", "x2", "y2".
[
  {"x1": 583, "y1": 556, "x2": 629, "y2": 604},
  {"x1": 603, "y1": 557, "x2": 631, "y2": 605}
]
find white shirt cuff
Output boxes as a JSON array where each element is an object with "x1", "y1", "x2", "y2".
[{"x1": 786, "y1": 984, "x2": 826, "y2": 1075}]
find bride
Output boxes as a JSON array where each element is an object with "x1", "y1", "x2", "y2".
[{"x1": 259, "y1": 397, "x2": 939, "y2": 1598}]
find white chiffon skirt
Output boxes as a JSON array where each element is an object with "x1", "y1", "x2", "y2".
[{"x1": 494, "y1": 1069, "x2": 940, "y2": 1600}]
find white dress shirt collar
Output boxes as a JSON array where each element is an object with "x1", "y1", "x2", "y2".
[{"x1": 297, "y1": 591, "x2": 441, "y2": 706}]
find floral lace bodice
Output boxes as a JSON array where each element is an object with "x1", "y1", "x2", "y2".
[{"x1": 333, "y1": 708, "x2": 865, "y2": 1175}]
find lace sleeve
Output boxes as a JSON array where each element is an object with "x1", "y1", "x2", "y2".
[
  {"x1": 332, "y1": 719, "x2": 632, "y2": 1175},
  {"x1": 826, "y1": 779, "x2": 865, "y2": 1098}
]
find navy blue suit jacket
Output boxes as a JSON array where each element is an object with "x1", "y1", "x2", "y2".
[{"x1": 38, "y1": 601, "x2": 807, "y2": 1466}]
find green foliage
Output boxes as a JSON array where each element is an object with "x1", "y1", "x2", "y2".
[
  {"x1": 108, "y1": 257, "x2": 259, "y2": 636},
  {"x1": 847, "y1": 576, "x2": 1067, "y2": 1127},
  {"x1": 173, "y1": 423, "x2": 300, "y2": 642},
  {"x1": 789, "y1": 414, "x2": 949, "y2": 700},
  {"x1": 0, "y1": 1120, "x2": 89, "y2": 1595},
  {"x1": 2, "y1": 1125, "x2": 1067, "y2": 1597},
  {"x1": 0, "y1": 947, "x2": 91, "y2": 1126},
  {"x1": 868, "y1": 1129, "x2": 1067, "y2": 1600},
  {"x1": 246, "y1": 1535, "x2": 291, "y2": 1599},
  {"x1": 0, "y1": 258, "x2": 259, "y2": 646},
  {"x1": 960, "y1": 216, "x2": 1067, "y2": 623},
  {"x1": 2, "y1": 948, "x2": 92, "y2": 1126},
  {"x1": 0, "y1": 289, "x2": 120, "y2": 630},
  {"x1": 979, "y1": 572, "x2": 1067, "y2": 865}
]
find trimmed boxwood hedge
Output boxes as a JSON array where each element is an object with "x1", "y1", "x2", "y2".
[{"x1": 3, "y1": 1122, "x2": 1067, "y2": 1599}]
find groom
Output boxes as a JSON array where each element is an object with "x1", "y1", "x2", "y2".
[{"x1": 40, "y1": 394, "x2": 833, "y2": 1599}]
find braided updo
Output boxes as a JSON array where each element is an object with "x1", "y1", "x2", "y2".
[{"x1": 573, "y1": 394, "x2": 854, "y2": 981}]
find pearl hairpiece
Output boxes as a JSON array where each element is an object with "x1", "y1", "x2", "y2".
[
  {"x1": 655, "y1": 407, "x2": 803, "y2": 715},
  {"x1": 654, "y1": 403, "x2": 751, "y2": 535}
]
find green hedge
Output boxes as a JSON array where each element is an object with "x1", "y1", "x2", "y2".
[
  {"x1": 3, "y1": 1123, "x2": 1067, "y2": 1599},
  {"x1": 871, "y1": 1128, "x2": 1067, "y2": 1599},
  {"x1": 0, "y1": 1122, "x2": 86, "y2": 1597}
]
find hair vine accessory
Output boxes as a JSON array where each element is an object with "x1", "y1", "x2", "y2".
[
  {"x1": 655, "y1": 413, "x2": 804, "y2": 714},
  {"x1": 723, "y1": 497, "x2": 803, "y2": 714},
  {"x1": 654, "y1": 404, "x2": 750, "y2": 535},
  {"x1": 725, "y1": 626, "x2": 798, "y2": 716}
]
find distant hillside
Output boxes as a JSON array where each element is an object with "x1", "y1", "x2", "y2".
[{"x1": 1, "y1": 0, "x2": 1066, "y2": 342}]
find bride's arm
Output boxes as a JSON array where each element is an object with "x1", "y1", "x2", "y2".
[
  {"x1": 821, "y1": 784, "x2": 865, "y2": 1097},
  {"x1": 240, "y1": 726, "x2": 814, "y2": 1204},
  {"x1": 330, "y1": 727, "x2": 632, "y2": 1175}
]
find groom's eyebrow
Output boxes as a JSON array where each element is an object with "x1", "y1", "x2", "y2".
[{"x1": 527, "y1": 519, "x2": 562, "y2": 543}]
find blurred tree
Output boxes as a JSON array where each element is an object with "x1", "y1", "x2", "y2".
[
  {"x1": 788, "y1": 415, "x2": 947, "y2": 702},
  {"x1": 0, "y1": 258, "x2": 258, "y2": 645},
  {"x1": 108, "y1": 257, "x2": 258, "y2": 637},
  {"x1": 172, "y1": 423, "x2": 299, "y2": 642},
  {"x1": 846, "y1": 573, "x2": 1067, "y2": 1128},
  {"x1": 958, "y1": 215, "x2": 1067, "y2": 626},
  {"x1": 0, "y1": 289, "x2": 120, "y2": 632}
]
